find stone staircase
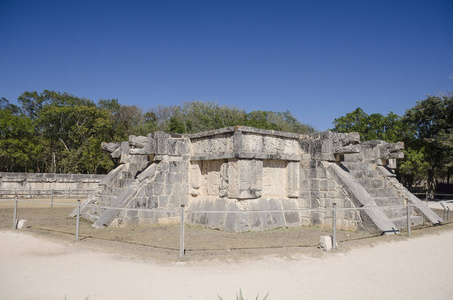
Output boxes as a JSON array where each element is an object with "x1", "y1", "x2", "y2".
[
  {"x1": 341, "y1": 162, "x2": 423, "y2": 229},
  {"x1": 69, "y1": 160, "x2": 153, "y2": 226}
]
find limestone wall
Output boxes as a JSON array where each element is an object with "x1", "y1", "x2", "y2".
[{"x1": 0, "y1": 172, "x2": 105, "y2": 197}]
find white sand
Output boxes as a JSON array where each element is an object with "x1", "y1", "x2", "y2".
[{"x1": 1, "y1": 230, "x2": 453, "y2": 300}]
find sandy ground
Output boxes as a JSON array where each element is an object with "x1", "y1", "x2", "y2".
[
  {"x1": 1, "y1": 228, "x2": 453, "y2": 300},
  {"x1": 1, "y1": 198, "x2": 453, "y2": 299}
]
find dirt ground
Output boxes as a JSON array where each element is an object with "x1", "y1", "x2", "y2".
[
  {"x1": 2, "y1": 198, "x2": 453, "y2": 299},
  {"x1": 0, "y1": 197, "x2": 450, "y2": 261}
]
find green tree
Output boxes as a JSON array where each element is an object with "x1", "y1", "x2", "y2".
[
  {"x1": 37, "y1": 103, "x2": 112, "y2": 173},
  {"x1": 332, "y1": 107, "x2": 424, "y2": 190},
  {"x1": 18, "y1": 90, "x2": 114, "y2": 174},
  {"x1": 0, "y1": 98, "x2": 41, "y2": 172},
  {"x1": 403, "y1": 94, "x2": 453, "y2": 193},
  {"x1": 332, "y1": 108, "x2": 410, "y2": 142},
  {"x1": 332, "y1": 108, "x2": 369, "y2": 136},
  {"x1": 98, "y1": 99, "x2": 151, "y2": 140}
]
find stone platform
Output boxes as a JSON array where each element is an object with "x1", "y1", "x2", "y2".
[{"x1": 70, "y1": 126, "x2": 442, "y2": 234}]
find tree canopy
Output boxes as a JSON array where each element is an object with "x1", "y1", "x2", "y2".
[
  {"x1": 332, "y1": 93, "x2": 453, "y2": 192},
  {"x1": 4, "y1": 88, "x2": 451, "y2": 194},
  {"x1": 0, "y1": 90, "x2": 315, "y2": 174}
]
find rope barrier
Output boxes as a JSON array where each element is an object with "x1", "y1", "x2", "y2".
[{"x1": 4, "y1": 197, "x2": 452, "y2": 214}]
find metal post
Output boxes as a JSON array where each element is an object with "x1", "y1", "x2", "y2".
[
  {"x1": 425, "y1": 191, "x2": 428, "y2": 204},
  {"x1": 13, "y1": 196, "x2": 18, "y2": 229},
  {"x1": 76, "y1": 200, "x2": 80, "y2": 242},
  {"x1": 332, "y1": 203, "x2": 337, "y2": 250},
  {"x1": 440, "y1": 202, "x2": 447, "y2": 220},
  {"x1": 180, "y1": 205, "x2": 185, "y2": 257},
  {"x1": 29, "y1": 186, "x2": 31, "y2": 198},
  {"x1": 407, "y1": 204, "x2": 411, "y2": 237},
  {"x1": 447, "y1": 207, "x2": 450, "y2": 220},
  {"x1": 51, "y1": 189, "x2": 54, "y2": 208}
]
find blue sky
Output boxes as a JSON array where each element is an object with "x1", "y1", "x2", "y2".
[{"x1": 1, "y1": 0, "x2": 452, "y2": 131}]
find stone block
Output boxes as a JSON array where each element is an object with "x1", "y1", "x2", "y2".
[
  {"x1": 371, "y1": 180, "x2": 386, "y2": 189},
  {"x1": 310, "y1": 211, "x2": 324, "y2": 226},
  {"x1": 135, "y1": 196, "x2": 146, "y2": 208},
  {"x1": 245, "y1": 200, "x2": 262, "y2": 231},
  {"x1": 168, "y1": 195, "x2": 181, "y2": 207},
  {"x1": 311, "y1": 198, "x2": 321, "y2": 208},
  {"x1": 344, "y1": 208, "x2": 356, "y2": 219},
  {"x1": 309, "y1": 168, "x2": 317, "y2": 178},
  {"x1": 287, "y1": 161, "x2": 300, "y2": 198},
  {"x1": 208, "y1": 199, "x2": 228, "y2": 229},
  {"x1": 166, "y1": 173, "x2": 175, "y2": 184},
  {"x1": 165, "y1": 184, "x2": 172, "y2": 195},
  {"x1": 301, "y1": 180, "x2": 310, "y2": 191},
  {"x1": 296, "y1": 198, "x2": 309, "y2": 209},
  {"x1": 153, "y1": 183, "x2": 164, "y2": 195},
  {"x1": 16, "y1": 219, "x2": 27, "y2": 229},
  {"x1": 300, "y1": 217, "x2": 311, "y2": 226},
  {"x1": 257, "y1": 198, "x2": 272, "y2": 230},
  {"x1": 228, "y1": 159, "x2": 263, "y2": 199},
  {"x1": 169, "y1": 161, "x2": 180, "y2": 172},
  {"x1": 282, "y1": 199, "x2": 301, "y2": 227},
  {"x1": 174, "y1": 173, "x2": 182, "y2": 184},
  {"x1": 148, "y1": 197, "x2": 158, "y2": 208},
  {"x1": 154, "y1": 172, "x2": 165, "y2": 183},
  {"x1": 317, "y1": 168, "x2": 327, "y2": 178},
  {"x1": 328, "y1": 180, "x2": 336, "y2": 191},
  {"x1": 299, "y1": 191, "x2": 310, "y2": 200},
  {"x1": 310, "y1": 191, "x2": 327, "y2": 200},
  {"x1": 320, "y1": 180, "x2": 328, "y2": 191},
  {"x1": 181, "y1": 184, "x2": 189, "y2": 195},
  {"x1": 224, "y1": 210, "x2": 250, "y2": 233},
  {"x1": 158, "y1": 196, "x2": 168, "y2": 207},
  {"x1": 172, "y1": 184, "x2": 181, "y2": 195},
  {"x1": 138, "y1": 210, "x2": 153, "y2": 219},
  {"x1": 268, "y1": 198, "x2": 286, "y2": 229},
  {"x1": 183, "y1": 172, "x2": 189, "y2": 183},
  {"x1": 310, "y1": 179, "x2": 320, "y2": 191}
]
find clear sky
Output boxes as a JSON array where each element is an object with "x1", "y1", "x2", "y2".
[{"x1": 1, "y1": 0, "x2": 452, "y2": 131}]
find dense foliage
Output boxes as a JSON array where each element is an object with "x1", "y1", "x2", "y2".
[
  {"x1": 3, "y1": 89, "x2": 451, "y2": 193},
  {"x1": 332, "y1": 93, "x2": 453, "y2": 192},
  {"x1": 0, "y1": 91, "x2": 315, "y2": 174}
]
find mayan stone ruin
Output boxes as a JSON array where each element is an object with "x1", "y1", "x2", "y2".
[{"x1": 71, "y1": 126, "x2": 442, "y2": 234}]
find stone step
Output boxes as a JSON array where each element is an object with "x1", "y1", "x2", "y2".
[
  {"x1": 349, "y1": 170, "x2": 380, "y2": 179},
  {"x1": 114, "y1": 178, "x2": 131, "y2": 188},
  {"x1": 366, "y1": 188, "x2": 397, "y2": 198},
  {"x1": 373, "y1": 197, "x2": 405, "y2": 207},
  {"x1": 341, "y1": 162, "x2": 375, "y2": 172},
  {"x1": 382, "y1": 206, "x2": 407, "y2": 219},
  {"x1": 357, "y1": 179, "x2": 387, "y2": 189},
  {"x1": 122, "y1": 179, "x2": 136, "y2": 186},
  {"x1": 112, "y1": 187, "x2": 126, "y2": 196},
  {"x1": 391, "y1": 216, "x2": 424, "y2": 229},
  {"x1": 90, "y1": 206, "x2": 106, "y2": 216}
]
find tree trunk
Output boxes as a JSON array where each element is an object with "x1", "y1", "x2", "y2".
[{"x1": 427, "y1": 169, "x2": 436, "y2": 200}]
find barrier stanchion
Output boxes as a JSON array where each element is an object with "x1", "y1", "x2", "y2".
[
  {"x1": 13, "y1": 196, "x2": 18, "y2": 229},
  {"x1": 76, "y1": 200, "x2": 80, "y2": 242},
  {"x1": 407, "y1": 204, "x2": 411, "y2": 237},
  {"x1": 180, "y1": 205, "x2": 185, "y2": 257},
  {"x1": 332, "y1": 202, "x2": 337, "y2": 250},
  {"x1": 51, "y1": 189, "x2": 54, "y2": 208},
  {"x1": 440, "y1": 202, "x2": 447, "y2": 220}
]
